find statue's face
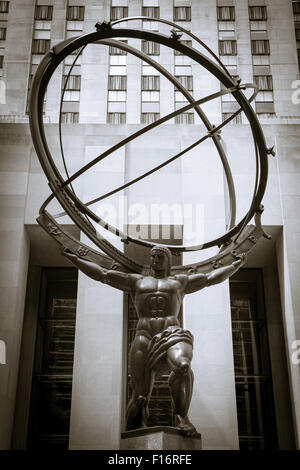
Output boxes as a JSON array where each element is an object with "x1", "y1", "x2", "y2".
[{"x1": 150, "y1": 250, "x2": 168, "y2": 272}]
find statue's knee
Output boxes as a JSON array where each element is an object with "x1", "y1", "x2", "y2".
[
  {"x1": 174, "y1": 358, "x2": 191, "y2": 376},
  {"x1": 135, "y1": 395, "x2": 147, "y2": 408}
]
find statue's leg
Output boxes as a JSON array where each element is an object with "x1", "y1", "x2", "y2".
[
  {"x1": 126, "y1": 335, "x2": 154, "y2": 431},
  {"x1": 166, "y1": 341, "x2": 196, "y2": 436}
]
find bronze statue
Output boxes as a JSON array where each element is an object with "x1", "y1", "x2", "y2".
[{"x1": 62, "y1": 245, "x2": 246, "y2": 437}]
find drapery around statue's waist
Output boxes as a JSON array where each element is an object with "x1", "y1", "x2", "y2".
[{"x1": 147, "y1": 326, "x2": 194, "y2": 370}]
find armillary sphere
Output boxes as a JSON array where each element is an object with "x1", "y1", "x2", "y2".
[{"x1": 29, "y1": 16, "x2": 271, "y2": 275}]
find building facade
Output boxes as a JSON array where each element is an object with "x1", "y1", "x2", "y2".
[{"x1": 0, "y1": 0, "x2": 300, "y2": 450}]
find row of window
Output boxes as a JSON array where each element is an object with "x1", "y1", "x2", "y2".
[
  {"x1": 29, "y1": 4, "x2": 275, "y2": 122},
  {"x1": 105, "y1": 75, "x2": 193, "y2": 92},
  {"x1": 248, "y1": 6, "x2": 274, "y2": 115},
  {"x1": 106, "y1": 112, "x2": 193, "y2": 125},
  {"x1": 71, "y1": 110, "x2": 169, "y2": 125},
  {"x1": 0, "y1": 3, "x2": 268, "y2": 23},
  {"x1": 0, "y1": 1, "x2": 8, "y2": 70},
  {"x1": 108, "y1": 39, "x2": 193, "y2": 57},
  {"x1": 219, "y1": 39, "x2": 270, "y2": 56},
  {"x1": 110, "y1": 5, "x2": 266, "y2": 22},
  {"x1": 217, "y1": 6, "x2": 267, "y2": 21},
  {"x1": 110, "y1": 6, "x2": 191, "y2": 22},
  {"x1": 218, "y1": 6, "x2": 237, "y2": 121},
  {"x1": 33, "y1": 5, "x2": 191, "y2": 23}
]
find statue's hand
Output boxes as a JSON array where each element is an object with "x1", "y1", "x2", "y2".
[
  {"x1": 233, "y1": 252, "x2": 247, "y2": 268},
  {"x1": 61, "y1": 247, "x2": 77, "y2": 261}
]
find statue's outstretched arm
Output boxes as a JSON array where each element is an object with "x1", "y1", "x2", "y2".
[
  {"x1": 184, "y1": 254, "x2": 246, "y2": 294},
  {"x1": 62, "y1": 248, "x2": 133, "y2": 292},
  {"x1": 206, "y1": 255, "x2": 246, "y2": 286}
]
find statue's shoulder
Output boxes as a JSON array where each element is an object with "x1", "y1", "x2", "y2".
[
  {"x1": 173, "y1": 273, "x2": 189, "y2": 283},
  {"x1": 130, "y1": 273, "x2": 144, "y2": 282}
]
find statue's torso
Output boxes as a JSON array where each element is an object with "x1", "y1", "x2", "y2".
[{"x1": 132, "y1": 276, "x2": 184, "y2": 336}]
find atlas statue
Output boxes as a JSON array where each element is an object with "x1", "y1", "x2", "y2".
[
  {"x1": 28, "y1": 15, "x2": 271, "y2": 442},
  {"x1": 63, "y1": 245, "x2": 246, "y2": 436}
]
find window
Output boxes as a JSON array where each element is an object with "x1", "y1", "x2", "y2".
[
  {"x1": 141, "y1": 75, "x2": 159, "y2": 91},
  {"x1": 141, "y1": 91, "x2": 159, "y2": 102},
  {"x1": 175, "y1": 75, "x2": 193, "y2": 91},
  {"x1": 295, "y1": 26, "x2": 300, "y2": 41},
  {"x1": 251, "y1": 40, "x2": 270, "y2": 55},
  {"x1": 250, "y1": 21, "x2": 267, "y2": 31},
  {"x1": 0, "y1": 1, "x2": 9, "y2": 13},
  {"x1": 142, "y1": 20, "x2": 159, "y2": 31},
  {"x1": 142, "y1": 40, "x2": 160, "y2": 55},
  {"x1": 66, "y1": 6, "x2": 85, "y2": 21},
  {"x1": 107, "y1": 112, "x2": 126, "y2": 124},
  {"x1": 62, "y1": 75, "x2": 81, "y2": 91},
  {"x1": 0, "y1": 55, "x2": 3, "y2": 68},
  {"x1": 110, "y1": 55, "x2": 126, "y2": 66},
  {"x1": 217, "y1": 6, "x2": 235, "y2": 21},
  {"x1": 108, "y1": 75, "x2": 127, "y2": 91},
  {"x1": 34, "y1": 20, "x2": 52, "y2": 30},
  {"x1": 142, "y1": 6, "x2": 159, "y2": 18},
  {"x1": 32, "y1": 39, "x2": 51, "y2": 54},
  {"x1": 174, "y1": 91, "x2": 188, "y2": 103},
  {"x1": 109, "y1": 43, "x2": 127, "y2": 55},
  {"x1": 293, "y1": 1, "x2": 300, "y2": 15},
  {"x1": 254, "y1": 75, "x2": 273, "y2": 91},
  {"x1": 173, "y1": 6, "x2": 191, "y2": 21},
  {"x1": 63, "y1": 91, "x2": 80, "y2": 102},
  {"x1": 34, "y1": 29, "x2": 51, "y2": 39},
  {"x1": 0, "y1": 27, "x2": 6, "y2": 40},
  {"x1": 66, "y1": 21, "x2": 83, "y2": 31},
  {"x1": 26, "y1": 268, "x2": 78, "y2": 449},
  {"x1": 111, "y1": 6, "x2": 128, "y2": 21},
  {"x1": 218, "y1": 19, "x2": 235, "y2": 40},
  {"x1": 174, "y1": 39, "x2": 192, "y2": 56},
  {"x1": 219, "y1": 40, "x2": 237, "y2": 55},
  {"x1": 175, "y1": 113, "x2": 194, "y2": 124},
  {"x1": 230, "y1": 270, "x2": 278, "y2": 450},
  {"x1": 108, "y1": 91, "x2": 126, "y2": 102},
  {"x1": 141, "y1": 113, "x2": 160, "y2": 124},
  {"x1": 61, "y1": 112, "x2": 79, "y2": 124},
  {"x1": 222, "y1": 112, "x2": 242, "y2": 125},
  {"x1": 249, "y1": 6, "x2": 267, "y2": 21},
  {"x1": 256, "y1": 91, "x2": 273, "y2": 102},
  {"x1": 252, "y1": 55, "x2": 270, "y2": 66},
  {"x1": 35, "y1": 5, "x2": 53, "y2": 20}
]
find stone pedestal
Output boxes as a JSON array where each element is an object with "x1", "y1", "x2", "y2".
[{"x1": 120, "y1": 427, "x2": 202, "y2": 451}]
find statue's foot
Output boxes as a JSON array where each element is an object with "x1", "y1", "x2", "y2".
[
  {"x1": 126, "y1": 396, "x2": 148, "y2": 431},
  {"x1": 175, "y1": 414, "x2": 197, "y2": 437}
]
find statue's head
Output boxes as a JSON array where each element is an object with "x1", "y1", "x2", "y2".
[{"x1": 150, "y1": 245, "x2": 172, "y2": 277}]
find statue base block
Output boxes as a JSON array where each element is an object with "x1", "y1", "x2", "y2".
[{"x1": 120, "y1": 426, "x2": 202, "y2": 450}]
